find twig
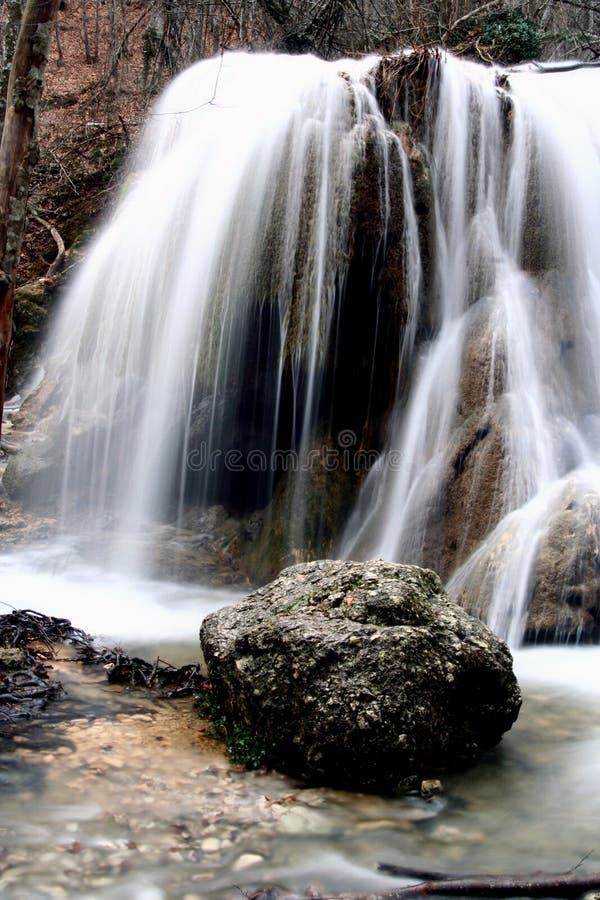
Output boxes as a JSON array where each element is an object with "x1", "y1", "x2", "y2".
[
  {"x1": 49, "y1": 150, "x2": 79, "y2": 196},
  {"x1": 150, "y1": 50, "x2": 225, "y2": 117},
  {"x1": 31, "y1": 212, "x2": 66, "y2": 278},
  {"x1": 568, "y1": 850, "x2": 596, "y2": 873},
  {"x1": 378, "y1": 872, "x2": 600, "y2": 897}
]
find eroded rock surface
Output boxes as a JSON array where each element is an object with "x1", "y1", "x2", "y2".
[{"x1": 200, "y1": 559, "x2": 521, "y2": 792}]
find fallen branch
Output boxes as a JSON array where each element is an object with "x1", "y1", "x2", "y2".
[
  {"x1": 31, "y1": 212, "x2": 66, "y2": 278},
  {"x1": 376, "y1": 872, "x2": 600, "y2": 897},
  {"x1": 247, "y1": 865, "x2": 600, "y2": 900},
  {"x1": 0, "y1": 607, "x2": 210, "y2": 723},
  {"x1": 75, "y1": 641, "x2": 209, "y2": 697},
  {"x1": 0, "y1": 607, "x2": 89, "y2": 652}
]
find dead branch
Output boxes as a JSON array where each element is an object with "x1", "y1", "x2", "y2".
[
  {"x1": 245, "y1": 869, "x2": 600, "y2": 899},
  {"x1": 0, "y1": 606, "x2": 212, "y2": 723},
  {"x1": 448, "y1": 0, "x2": 507, "y2": 33},
  {"x1": 31, "y1": 212, "x2": 66, "y2": 278},
  {"x1": 376, "y1": 872, "x2": 600, "y2": 898}
]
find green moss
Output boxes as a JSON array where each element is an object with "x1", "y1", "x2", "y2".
[
  {"x1": 14, "y1": 295, "x2": 47, "y2": 332},
  {"x1": 226, "y1": 722, "x2": 269, "y2": 768},
  {"x1": 196, "y1": 687, "x2": 271, "y2": 770},
  {"x1": 0, "y1": 648, "x2": 26, "y2": 672}
]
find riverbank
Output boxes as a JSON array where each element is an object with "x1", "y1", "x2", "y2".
[{"x1": 1, "y1": 590, "x2": 600, "y2": 898}]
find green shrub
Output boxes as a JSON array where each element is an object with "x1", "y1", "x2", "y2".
[{"x1": 481, "y1": 8, "x2": 541, "y2": 63}]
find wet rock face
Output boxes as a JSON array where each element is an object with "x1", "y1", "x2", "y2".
[
  {"x1": 200, "y1": 559, "x2": 522, "y2": 792},
  {"x1": 527, "y1": 489, "x2": 600, "y2": 641}
]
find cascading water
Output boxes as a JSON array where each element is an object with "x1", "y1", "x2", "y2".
[
  {"x1": 5, "y1": 50, "x2": 600, "y2": 900},
  {"x1": 342, "y1": 56, "x2": 600, "y2": 644},
  {"x1": 5, "y1": 49, "x2": 600, "y2": 644},
  {"x1": 30, "y1": 50, "x2": 418, "y2": 573}
]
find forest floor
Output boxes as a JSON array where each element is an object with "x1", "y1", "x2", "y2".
[{"x1": 19, "y1": 0, "x2": 153, "y2": 285}]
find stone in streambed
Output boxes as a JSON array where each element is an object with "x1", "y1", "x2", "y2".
[{"x1": 200, "y1": 559, "x2": 521, "y2": 792}]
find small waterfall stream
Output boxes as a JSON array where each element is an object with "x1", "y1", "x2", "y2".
[
  {"x1": 40, "y1": 51, "x2": 414, "y2": 562},
  {"x1": 2, "y1": 48, "x2": 600, "y2": 900},
  {"x1": 342, "y1": 56, "x2": 600, "y2": 644},
  {"x1": 4, "y1": 51, "x2": 600, "y2": 643}
]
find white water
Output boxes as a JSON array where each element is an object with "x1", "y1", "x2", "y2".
[
  {"x1": 342, "y1": 57, "x2": 600, "y2": 643},
  {"x1": 40, "y1": 51, "x2": 418, "y2": 564},
  {"x1": 0, "y1": 541, "x2": 242, "y2": 650},
  {"x1": 4, "y1": 51, "x2": 600, "y2": 644},
  {"x1": 3, "y1": 51, "x2": 600, "y2": 898}
]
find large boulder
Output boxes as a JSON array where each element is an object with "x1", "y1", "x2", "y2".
[{"x1": 200, "y1": 559, "x2": 521, "y2": 792}]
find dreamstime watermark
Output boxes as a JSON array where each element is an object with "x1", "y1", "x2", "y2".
[{"x1": 186, "y1": 429, "x2": 403, "y2": 474}]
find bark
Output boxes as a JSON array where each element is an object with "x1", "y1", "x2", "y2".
[
  {"x1": 0, "y1": 0, "x2": 60, "y2": 441},
  {"x1": 82, "y1": 0, "x2": 93, "y2": 63},
  {"x1": 54, "y1": 12, "x2": 64, "y2": 66},
  {"x1": 0, "y1": 0, "x2": 23, "y2": 134},
  {"x1": 93, "y1": 0, "x2": 100, "y2": 62}
]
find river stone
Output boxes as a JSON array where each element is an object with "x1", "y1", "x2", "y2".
[{"x1": 200, "y1": 559, "x2": 522, "y2": 792}]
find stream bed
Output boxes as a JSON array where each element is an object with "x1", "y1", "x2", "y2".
[{"x1": 0, "y1": 547, "x2": 599, "y2": 899}]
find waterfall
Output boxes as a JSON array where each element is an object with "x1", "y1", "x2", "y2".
[
  {"x1": 342, "y1": 56, "x2": 600, "y2": 643},
  {"x1": 8, "y1": 50, "x2": 600, "y2": 644},
  {"x1": 34, "y1": 51, "x2": 417, "y2": 562}
]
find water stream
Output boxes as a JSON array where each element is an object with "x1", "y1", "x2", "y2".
[
  {"x1": 341, "y1": 57, "x2": 600, "y2": 642},
  {"x1": 1, "y1": 577, "x2": 599, "y2": 899},
  {"x1": 2, "y1": 46, "x2": 600, "y2": 898},
  {"x1": 7, "y1": 49, "x2": 598, "y2": 642}
]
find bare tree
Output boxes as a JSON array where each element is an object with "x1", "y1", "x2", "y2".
[
  {"x1": 0, "y1": 0, "x2": 23, "y2": 132},
  {"x1": 0, "y1": 0, "x2": 60, "y2": 439}
]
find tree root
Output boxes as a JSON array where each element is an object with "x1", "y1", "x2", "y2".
[{"x1": 0, "y1": 606, "x2": 210, "y2": 723}]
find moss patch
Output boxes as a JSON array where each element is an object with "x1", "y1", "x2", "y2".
[{"x1": 196, "y1": 686, "x2": 273, "y2": 770}]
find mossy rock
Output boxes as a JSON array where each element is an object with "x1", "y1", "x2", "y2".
[
  {"x1": 0, "y1": 648, "x2": 26, "y2": 672},
  {"x1": 9, "y1": 282, "x2": 49, "y2": 391},
  {"x1": 201, "y1": 559, "x2": 522, "y2": 792}
]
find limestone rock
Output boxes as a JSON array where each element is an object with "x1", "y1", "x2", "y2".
[
  {"x1": 200, "y1": 559, "x2": 522, "y2": 792},
  {"x1": 527, "y1": 487, "x2": 600, "y2": 640}
]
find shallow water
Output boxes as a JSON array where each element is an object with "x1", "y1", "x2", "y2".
[
  {"x1": 1, "y1": 552, "x2": 599, "y2": 898},
  {"x1": 0, "y1": 540, "x2": 243, "y2": 657}
]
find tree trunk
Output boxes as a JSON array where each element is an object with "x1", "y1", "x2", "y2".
[
  {"x1": 0, "y1": 0, "x2": 24, "y2": 134},
  {"x1": 0, "y1": 0, "x2": 60, "y2": 441},
  {"x1": 54, "y1": 12, "x2": 64, "y2": 66},
  {"x1": 82, "y1": 0, "x2": 93, "y2": 63}
]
